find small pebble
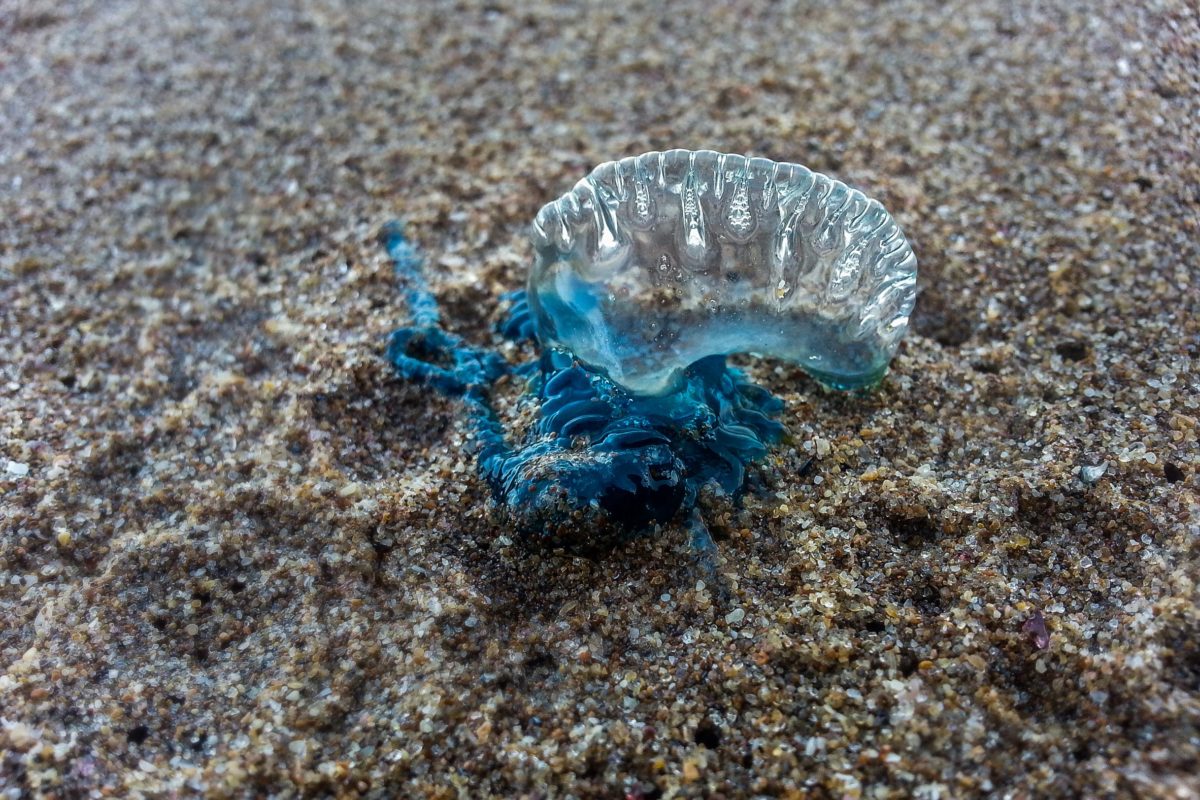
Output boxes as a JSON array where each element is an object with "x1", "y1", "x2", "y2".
[{"x1": 1079, "y1": 463, "x2": 1108, "y2": 484}]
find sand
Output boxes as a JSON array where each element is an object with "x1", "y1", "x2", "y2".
[{"x1": 1, "y1": 0, "x2": 1197, "y2": 797}]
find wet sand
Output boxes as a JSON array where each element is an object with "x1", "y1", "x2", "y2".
[{"x1": 1, "y1": 1, "x2": 1197, "y2": 797}]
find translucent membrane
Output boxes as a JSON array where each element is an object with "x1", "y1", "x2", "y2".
[{"x1": 528, "y1": 150, "x2": 918, "y2": 395}]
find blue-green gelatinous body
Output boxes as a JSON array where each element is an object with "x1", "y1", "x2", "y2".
[{"x1": 528, "y1": 150, "x2": 917, "y2": 395}]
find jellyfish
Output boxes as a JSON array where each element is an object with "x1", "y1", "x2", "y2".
[{"x1": 385, "y1": 150, "x2": 917, "y2": 546}]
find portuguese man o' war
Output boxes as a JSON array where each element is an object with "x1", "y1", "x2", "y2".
[{"x1": 385, "y1": 150, "x2": 917, "y2": 547}]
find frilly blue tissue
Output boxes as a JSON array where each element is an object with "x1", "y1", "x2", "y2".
[{"x1": 383, "y1": 222, "x2": 781, "y2": 544}]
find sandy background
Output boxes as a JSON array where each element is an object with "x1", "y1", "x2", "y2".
[{"x1": 1, "y1": 0, "x2": 1198, "y2": 797}]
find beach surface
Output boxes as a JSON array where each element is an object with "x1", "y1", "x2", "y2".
[{"x1": 1, "y1": 0, "x2": 1198, "y2": 796}]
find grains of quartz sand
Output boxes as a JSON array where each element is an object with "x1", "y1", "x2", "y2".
[{"x1": 1, "y1": 0, "x2": 1198, "y2": 797}]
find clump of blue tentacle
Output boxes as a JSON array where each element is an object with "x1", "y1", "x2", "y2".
[{"x1": 383, "y1": 222, "x2": 784, "y2": 542}]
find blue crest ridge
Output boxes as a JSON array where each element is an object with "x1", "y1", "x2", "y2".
[{"x1": 383, "y1": 222, "x2": 786, "y2": 542}]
